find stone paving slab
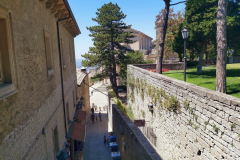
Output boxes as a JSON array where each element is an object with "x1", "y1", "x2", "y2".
[
  {"x1": 90, "y1": 84, "x2": 108, "y2": 111},
  {"x1": 83, "y1": 111, "x2": 112, "y2": 160}
]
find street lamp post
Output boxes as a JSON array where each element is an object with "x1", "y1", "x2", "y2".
[{"x1": 181, "y1": 26, "x2": 189, "y2": 82}]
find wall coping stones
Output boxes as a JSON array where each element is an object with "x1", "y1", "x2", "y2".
[
  {"x1": 112, "y1": 104, "x2": 163, "y2": 160},
  {"x1": 129, "y1": 65, "x2": 240, "y2": 109}
]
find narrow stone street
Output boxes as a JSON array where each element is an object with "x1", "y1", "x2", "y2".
[
  {"x1": 83, "y1": 82, "x2": 112, "y2": 160},
  {"x1": 83, "y1": 111, "x2": 112, "y2": 160}
]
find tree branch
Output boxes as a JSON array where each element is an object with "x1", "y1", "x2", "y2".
[{"x1": 170, "y1": 1, "x2": 186, "y2": 6}]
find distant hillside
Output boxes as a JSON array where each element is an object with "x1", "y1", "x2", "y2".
[
  {"x1": 76, "y1": 59, "x2": 97, "y2": 71},
  {"x1": 76, "y1": 59, "x2": 83, "y2": 62},
  {"x1": 76, "y1": 59, "x2": 83, "y2": 69}
]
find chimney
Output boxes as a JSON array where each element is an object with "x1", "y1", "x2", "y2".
[{"x1": 81, "y1": 67, "x2": 87, "y2": 73}]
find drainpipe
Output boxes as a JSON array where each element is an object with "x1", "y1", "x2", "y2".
[{"x1": 57, "y1": 16, "x2": 70, "y2": 137}]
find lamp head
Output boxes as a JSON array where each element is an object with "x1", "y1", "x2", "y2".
[{"x1": 181, "y1": 26, "x2": 189, "y2": 39}]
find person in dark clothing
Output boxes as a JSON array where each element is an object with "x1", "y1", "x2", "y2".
[
  {"x1": 95, "y1": 114, "x2": 98, "y2": 121},
  {"x1": 91, "y1": 107, "x2": 94, "y2": 114},
  {"x1": 109, "y1": 133, "x2": 116, "y2": 142},
  {"x1": 104, "y1": 136, "x2": 107, "y2": 146},
  {"x1": 99, "y1": 111, "x2": 102, "y2": 121},
  {"x1": 91, "y1": 113, "x2": 95, "y2": 124}
]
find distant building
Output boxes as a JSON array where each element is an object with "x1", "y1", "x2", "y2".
[
  {"x1": 0, "y1": 0, "x2": 85, "y2": 159},
  {"x1": 76, "y1": 67, "x2": 90, "y2": 114},
  {"x1": 126, "y1": 28, "x2": 153, "y2": 55}
]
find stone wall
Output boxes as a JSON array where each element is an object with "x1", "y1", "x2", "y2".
[
  {"x1": 127, "y1": 65, "x2": 240, "y2": 160},
  {"x1": 0, "y1": 73, "x2": 78, "y2": 160},
  {"x1": 112, "y1": 104, "x2": 162, "y2": 160},
  {"x1": 0, "y1": 0, "x2": 79, "y2": 159},
  {"x1": 133, "y1": 63, "x2": 184, "y2": 70}
]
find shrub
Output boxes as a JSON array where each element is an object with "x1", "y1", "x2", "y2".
[
  {"x1": 109, "y1": 89, "x2": 116, "y2": 98},
  {"x1": 183, "y1": 99, "x2": 190, "y2": 109},
  {"x1": 112, "y1": 97, "x2": 135, "y2": 121},
  {"x1": 213, "y1": 125, "x2": 219, "y2": 133},
  {"x1": 126, "y1": 106, "x2": 135, "y2": 121},
  {"x1": 141, "y1": 110, "x2": 145, "y2": 118},
  {"x1": 231, "y1": 123, "x2": 236, "y2": 131},
  {"x1": 165, "y1": 95, "x2": 181, "y2": 113}
]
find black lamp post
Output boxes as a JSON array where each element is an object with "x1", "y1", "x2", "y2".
[{"x1": 181, "y1": 26, "x2": 189, "y2": 82}]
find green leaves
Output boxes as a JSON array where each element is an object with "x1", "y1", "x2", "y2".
[
  {"x1": 155, "y1": 8, "x2": 184, "y2": 59},
  {"x1": 82, "y1": 2, "x2": 135, "y2": 92},
  {"x1": 119, "y1": 51, "x2": 145, "y2": 83}
]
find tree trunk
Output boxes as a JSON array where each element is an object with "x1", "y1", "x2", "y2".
[
  {"x1": 196, "y1": 44, "x2": 205, "y2": 74},
  {"x1": 205, "y1": 51, "x2": 208, "y2": 64},
  {"x1": 179, "y1": 52, "x2": 182, "y2": 62},
  {"x1": 234, "y1": 45, "x2": 237, "y2": 56},
  {"x1": 110, "y1": 23, "x2": 119, "y2": 98},
  {"x1": 156, "y1": 0, "x2": 170, "y2": 74},
  {"x1": 109, "y1": 71, "x2": 118, "y2": 98},
  {"x1": 216, "y1": 0, "x2": 228, "y2": 93},
  {"x1": 190, "y1": 49, "x2": 194, "y2": 61}
]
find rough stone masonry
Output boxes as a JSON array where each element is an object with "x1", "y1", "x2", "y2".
[{"x1": 127, "y1": 64, "x2": 240, "y2": 160}]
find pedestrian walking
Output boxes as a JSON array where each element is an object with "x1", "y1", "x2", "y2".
[
  {"x1": 99, "y1": 111, "x2": 102, "y2": 121},
  {"x1": 91, "y1": 90, "x2": 93, "y2": 95},
  {"x1": 91, "y1": 113, "x2": 95, "y2": 124},
  {"x1": 91, "y1": 107, "x2": 94, "y2": 114},
  {"x1": 95, "y1": 114, "x2": 98, "y2": 121},
  {"x1": 104, "y1": 136, "x2": 107, "y2": 146}
]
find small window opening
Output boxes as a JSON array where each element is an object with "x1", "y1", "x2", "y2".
[{"x1": 197, "y1": 150, "x2": 201, "y2": 156}]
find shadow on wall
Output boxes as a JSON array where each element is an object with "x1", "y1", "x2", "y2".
[{"x1": 112, "y1": 104, "x2": 163, "y2": 160}]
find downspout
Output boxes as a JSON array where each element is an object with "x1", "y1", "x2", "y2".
[{"x1": 57, "y1": 16, "x2": 70, "y2": 137}]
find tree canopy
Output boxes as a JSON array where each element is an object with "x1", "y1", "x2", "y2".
[
  {"x1": 82, "y1": 2, "x2": 134, "y2": 96},
  {"x1": 156, "y1": 8, "x2": 184, "y2": 60},
  {"x1": 119, "y1": 50, "x2": 145, "y2": 84},
  {"x1": 171, "y1": 0, "x2": 240, "y2": 74}
]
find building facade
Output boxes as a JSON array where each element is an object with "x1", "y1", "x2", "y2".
[
  {"x1": 126, "y1": 28, "x2": 153, "y2": 54},
  {"x1": 76, "y1": 68, "x2": 90, "y2": 114},
  {"x1": 0, "y1": 0, "x2": 81, "y2": 159}
]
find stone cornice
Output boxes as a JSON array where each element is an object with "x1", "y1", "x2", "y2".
[
  {"x1": 40, "y1": 0, "x2": 80, "y2": 37},
  {"x1": 127, "y1": 28, "x2": 153, "y2": 40}
]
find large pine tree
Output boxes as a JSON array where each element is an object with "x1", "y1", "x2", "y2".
[
  {"x1": 82, "y1": 2, "x2": 134, "y2": 97},
  {"x1": 216, "y1": 0, "x2": 228, "y2": 93}
]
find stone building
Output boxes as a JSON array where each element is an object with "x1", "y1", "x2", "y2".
[
  {"x1": 125, "y1": 28, "x2": 153, "y2": 54},
  {"x1": 76, "y1": 67, "x2": 90, "y2": 114},
  {"x1": 64, "y1": 68, "x2": 90, "y2": 160},
  {"x1": 0, "y1": 0, "x2": 83, "y2": 159}
]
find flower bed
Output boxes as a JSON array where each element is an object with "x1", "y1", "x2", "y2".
[{"x1": 146, "y1": 69, "x2": 169, "y2": 73}]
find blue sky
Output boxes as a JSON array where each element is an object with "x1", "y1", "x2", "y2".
[{"x1": 68, "y1": 0, "x2": 185, "y2": 59}]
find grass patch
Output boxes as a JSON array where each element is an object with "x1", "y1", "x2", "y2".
[
  {"x1": 231, "y1": 123, "x2": 236, "y2": 131},
  {"x1": 213, "y1": 125, "x2": 219, "y2": 133},
  {"x1": 162, "y1": 63, "x2": 240, "y2": 98}
]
